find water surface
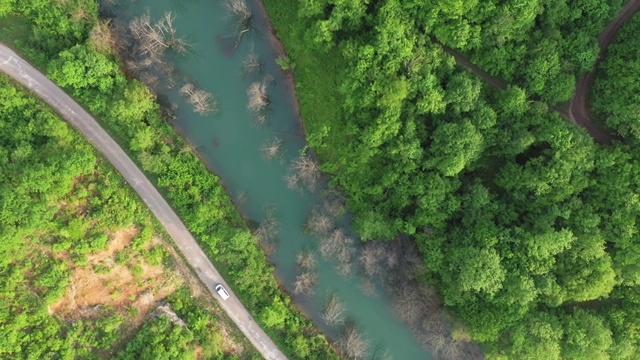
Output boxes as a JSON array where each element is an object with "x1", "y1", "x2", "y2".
[{"x1": 102, "y1": 0, "x2": 432, "y2": 358}]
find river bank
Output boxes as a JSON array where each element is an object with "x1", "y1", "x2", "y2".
[{"x1": 102, "y1": 0, "x2": 436, "y2": 358}]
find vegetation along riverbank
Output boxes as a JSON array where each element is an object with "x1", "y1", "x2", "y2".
[
  {"x1": 263, "y1": 0, "x2": 640, "y2": 358},
  {"x1": 0, "y1": 0, "x2": 337, "y2": 358}
]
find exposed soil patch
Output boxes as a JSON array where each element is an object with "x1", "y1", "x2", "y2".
[
  {"x1": 568, "y1": 0, "x2": 640, "y2": 144},
  {"x1": 49, "y1": 226, "x2": 177, "y2": 325}
]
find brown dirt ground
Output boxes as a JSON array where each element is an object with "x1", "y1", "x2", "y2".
[
  {"x1": 49, "y1": 225, "x2": 177, "y2": 325},
  {"x1": 47, "y1": 223, "x2": 246, "y2": 358}
]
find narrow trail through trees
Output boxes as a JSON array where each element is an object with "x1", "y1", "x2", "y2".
[
  {"x1": 569, "y1": 0, "x2": 640, "y2": 145},
  {"x1": 438, "y1": 41, "x2": 508, "y2": 91},
  {"x1": 440, "y1": 0, "x2": 640, "y2": 145},
  {"x1": 439, "y1": 39, "x2": 575, "y2": 120}
]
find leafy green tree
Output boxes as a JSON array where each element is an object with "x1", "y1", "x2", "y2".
[
  {"x1": 117, "y1": 317, "x2": 195, "y2": 360},
  {"x1": 562, "y1": 309, "x2": 613, "y2": 360},
  {"x1": 426, "y1": 120, "x2": 484, "y2": 176},
  {"x1": 555, "y1": 235, "x2": 616, "y2": 302},
  {"x1": 489, "y1": 312, "x2": 564, "y2": 360}
]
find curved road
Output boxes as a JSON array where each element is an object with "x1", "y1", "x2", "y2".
[
  {"x1": 439, "y1": 0, "x2": 640, "y2": 145},
  {"x1": 0, "y1": 44, "x2": 286, "y2": 360},
  {"x1": 569, "y1": 0, "x2": 640, "y2": 144}
]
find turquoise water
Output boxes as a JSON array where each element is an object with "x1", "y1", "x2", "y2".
[{"x1": 102, "y1": 0, "x2": 432, "y2": 358}]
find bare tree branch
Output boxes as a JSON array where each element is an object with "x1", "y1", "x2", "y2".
[
  {"x1": 359, "y1": 242, "x2": 386, "y2": 277},
  {"x1": 130, "y1": 11, "x2": 193, "y2": 62},
  {"x1": 339, "y1": 324, "x2": 370, "y2": 360},
  {"x1": 260, "y1": 137, "x2": 283, "y2": 160},
  {"x1": 286, "y1": 155, "x2": 320, "y2": 192},
  {"x1": 247, "y1": 79, "x2": 269, "y2": 114},
  {"x1": 306, "y1": 207, "x2": 333, "y2": 234},
  {"x1": 296, "y1": 250, "x2": 317, "y2": 271},
  {"x1": 243, "y1": 51, "x2": 262, "y2": 75},
  {"x1": 320, "y1": 229, "x2": 355, "y2": 276},
  {"x1": 322, "y1": 292, "x2": 346, "y2": 326},
  {"x1": 294, "y1": 271, "x2": 318, "y2": 296},
  {"x1": 225, "y1": 0, "x2": 252, "y2": 20},
  {"x1": 254, "y1": 206, "x2": 279, "y2": 244},
  {"x1": 89, "y1": 19, "x2": 115, "y2": 54},
  {"x1": 224, "y1": 0, "x2": 253, "y2": 51},
  {"x1": 180, "y1": 83, "x2": 217, "y2": 115}
]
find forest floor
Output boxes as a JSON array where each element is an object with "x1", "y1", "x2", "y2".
[{"x1": 568, "y1": 0, "x2": 640, "y2": 144}]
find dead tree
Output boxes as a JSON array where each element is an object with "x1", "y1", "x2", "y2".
[
  {"x1": 320, "y1": 229, "x2": 355, "y2": 276},
  {"x1": 260, "y1": 137, "x2": 282, "y2": 160},
  {"x1": 235, "y1": 190, "x2": 248, "y2": 204},
  {"x1": 359, "y1": 242, "x2": 385, "y2": 277},
  {"x1": 322, "y1": 292, "x2": 346, "y2": 326},
  {"x1": 339, "y1": 324, "x2": 370, "y2": 360},
  {"x1": 243, "y1": 51, "x2": 262, "y2": 75},
  {"x1": 89, "y1": 19, "x2": 115, "y2": 54},
  {"x1": 180, "y1": 83, "x2": 217, "y2": 115},
  {"x1": 324, "y1": 190, "x2": 346, "y2": 217},
  {"x1": 139, "y1": 72, "x2": 160, "y2": 90},
  {"x1": 286, "y1": 155, "x2": 320, "y2": 192},
  {"x1": 391, "y1": 285, "x2": 424, "y2": 328},
  {"x1": 306, "y1": 207, "x2": 333, "y2": 234},
  {"x1": 426, "y1": 332, "x2": 464, "y2": 360},
  {"x1": 247, "y1": 80, "x2": 269, "y2": 114},
  {"x1": 294, "y1": 271, "x2": 318, "y2": 296},
  {"x1": 296, "y1": 250, "x2": 317, "y2": 270},
  {"x1": 225, "y1": 0, "x2": 252, "y2": 20},
  {"x1": 130, "y1": 11, "x2": 192, "y2": 63},
  {"x1": 254, "y1": 206, "x2": 279, "y2": 247},
  {"x1": 359, "y1": 278, "x2": 377, "y2": 297},
  {"x1": 158, "y1": 61, "x2": 177, "y2": 89},
  {"x1": 224, "y1": 0, "x2": 253, "y2": 51}
]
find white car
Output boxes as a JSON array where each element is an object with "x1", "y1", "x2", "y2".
[{"x1": 215, "y1": 284, "x2": 230, "y2": 300}]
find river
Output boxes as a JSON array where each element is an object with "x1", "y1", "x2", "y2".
[{"x1": 101, "y1": 0, "x2": 432, "y2": 358}]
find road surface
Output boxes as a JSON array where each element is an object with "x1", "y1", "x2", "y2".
[
  {"x1": 0, "y1": 43, "x2": 287, "y2": 360},
  {"x1": 438, "y1": 0, "x2": 640, "y2": 145},
  {"x1": 569, "y1": 0, "x2": 640, "y2": 144},
  {"x1": 439, "y1": 39, "x2": 574, "y2": 121}
]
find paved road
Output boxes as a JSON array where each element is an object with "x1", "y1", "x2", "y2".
[
  {"x1": 0, "y1": 43, "x2": 287, "y2": 360},
  {"x1": 569, "y1": 0, "x2": 640, "y2": 144}
]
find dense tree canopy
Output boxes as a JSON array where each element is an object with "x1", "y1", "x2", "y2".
[
  {"x1": 265, "y1": 0, "x2": 640, "y2": 357},
  {"x1": 592, "y1": 13, "x2": 640, "y2": 140}
]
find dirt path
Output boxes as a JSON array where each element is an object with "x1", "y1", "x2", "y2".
[
  {"x1": 569, "y1": 0, "x2": 640, "y2": 144},
  {"x1": 0, "y1": 43, "x2": 287, "y2": 360},
  {"x1": 439, "y1": 1, "x2": 640, "y2": 145},
  {"x1": 435, "y1": 39, "x2": 508, "y2": 91},
  {"x1": 441, "y1": 42, "x2": 578, "y2": 124}
]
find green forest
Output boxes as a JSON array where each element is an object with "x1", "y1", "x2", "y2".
[
  {"x1": 0, "y1": 0, "x2": 336, "y2": 358},
  {"x1": 592, "y1": 12, "x2": 640, "y2": 141},
  {"x1": 263, "y1": 0, "x2": 640, "y2": 358},
  {"x1": 0, "y1": 72, "x2": 254, "y2": 358}
]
